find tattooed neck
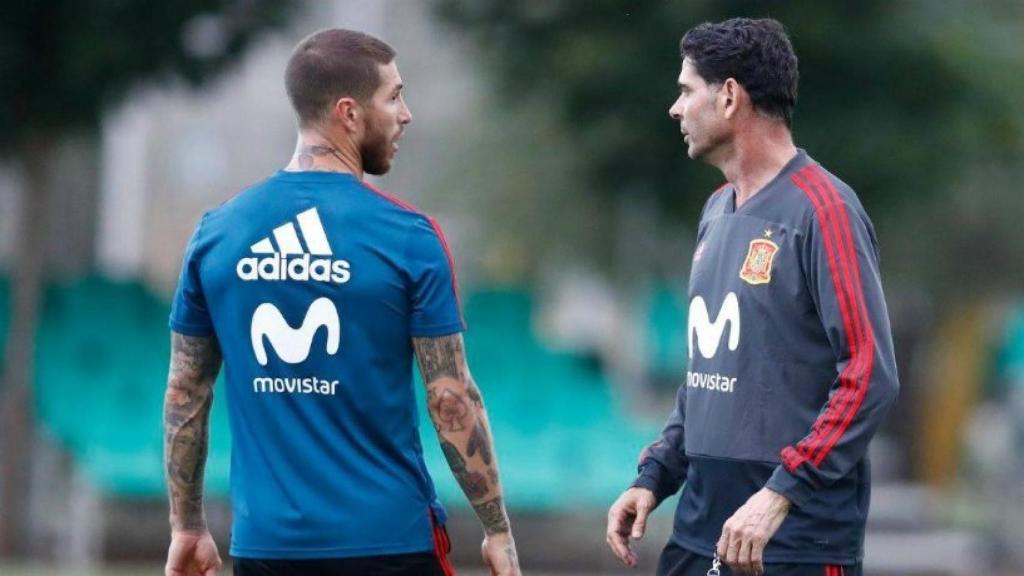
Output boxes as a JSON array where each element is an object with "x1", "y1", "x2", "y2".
[{"x1": 292, "y1": 142, "x2": 350, "y2": 172}]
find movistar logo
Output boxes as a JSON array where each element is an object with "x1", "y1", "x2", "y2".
[
  {"x1": 250, "y1": 297, "x2": 340, "y2": 366},
  {"x1": 688, "y1": 292, "x2": 741, "y2": 359},
  {"x1": 236, "y1": 207, "x2": 351, "y2": 283}
]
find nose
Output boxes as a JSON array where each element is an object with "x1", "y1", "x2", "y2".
[
  {"x1": 400, "y1": 100, "x2": 412, "y2": 125},
  {"x1": 669, "y1": 97, "x2": 683, "y2": 121}
]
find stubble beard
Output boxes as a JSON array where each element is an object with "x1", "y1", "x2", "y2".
[{"x1": 361, "y1": 116, "x2": 395, "y2": 176}]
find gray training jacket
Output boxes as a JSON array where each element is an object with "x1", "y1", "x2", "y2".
[{"x1": 633, "y1": 150, "x2": 899, "y2": 564}]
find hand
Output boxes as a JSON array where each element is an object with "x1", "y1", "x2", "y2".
[
  {"x1": 606, "y1": 487, "x2": 657, "y2": 567},
  {"x1": 481, "y1": 531, "x2": 521, "y2": 576},
  {"x1": 716, "y1": 487, "x2": 791, "y2": 575},
  {"x1": 166, "y1": 530, "x2": 222, "y2": 576}
]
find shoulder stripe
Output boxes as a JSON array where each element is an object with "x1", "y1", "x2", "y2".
[
  {"x1": 427, "y1": 216, "x2": 463, "y2": 318},
  {"x1": 787, "y1": 165, "x2": 876, "y2": 470},
  {"x1": 361, "y1": 180, "x2": 422, "y2": 214},
  {"x1": 361, "y1": 180, "x2": 464, "y2": 324}
]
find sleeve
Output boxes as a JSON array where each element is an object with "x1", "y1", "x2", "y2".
[
  {"x1": 765, "y1": 180, "x2": 899, "y2": 508},
  {"x1": 168, "y1": 216, "x2": 214, "y2": 337},
  {"x1": 631, "y1": 386, "x2": 689, "y2": 503},
  {"x1": 406, "y1": 216, "x2": 467, "y2": 337}
]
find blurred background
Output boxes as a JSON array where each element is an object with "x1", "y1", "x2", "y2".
[{"x1": 1, "y1": 0, "x2": 1023, "y2": 574}]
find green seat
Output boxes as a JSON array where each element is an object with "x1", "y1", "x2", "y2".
[
  {"x1": 33, "y1": 277, "x2": 230, "y2": 496},
  {"x1": 28, "y1": 278, "x2": 661, "y2": 509},
  {"x1": 418, "y1": 288, "x2": 661, "y2": 509}
]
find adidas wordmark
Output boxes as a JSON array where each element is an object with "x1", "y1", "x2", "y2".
[{"x1": 236, "y1": 207, "x2": 352, "y2": 283}]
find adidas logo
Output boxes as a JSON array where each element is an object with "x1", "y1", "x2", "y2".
[{"x1": 236, "y1": 207, "x2": 352, "y2": 283}]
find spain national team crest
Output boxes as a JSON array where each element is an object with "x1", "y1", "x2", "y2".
[{"x1": 739, "y1": 238, "x2": 779, "y2": 285}]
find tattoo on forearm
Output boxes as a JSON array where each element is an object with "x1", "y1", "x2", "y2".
[
  {"x1": 413, "y1": 335, "x2": 465, "y2": 383},
  {"x1": 467, "y1": 383, "x2": 483, "y2": 408},
  {"x1": 461, "y1": 471, "x2": 490, "y2": 500},
  {"x1": 164, "y1": 333, "x2": 221, "y2": 531},
  {"x1": 434, "y1": 389, "x2": 470, "y2": 432},
  {"x1": 467, "y1": 418, "x2": 493, "y2": 465},
  {"x1": 416, "y1": 334, "x2": 508, "y2": 522},
  {"x1": 441, "y1": 441, "x2": 466, "y2": 471},
  {"x1": 441, "y1": 439, "x2": 490, "y2": 500},
  {"x1": 474, "y1": 496, "x2": 511, "y2": 535}
]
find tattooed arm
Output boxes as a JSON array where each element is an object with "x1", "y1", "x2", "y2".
[
  {"x1": 414, "y1": 333, "x2": 521, "y2": 575},
  {"x1": 163, "y1": 332, "x2": 223, "y2": 576}
]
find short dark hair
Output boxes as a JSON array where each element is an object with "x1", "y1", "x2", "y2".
[
  {"x1": 285, "y1": 29, "x2": 396, "y2": 127},
  {"x1": 680, "y1": 18, "x2": 798, "y2": 127}
]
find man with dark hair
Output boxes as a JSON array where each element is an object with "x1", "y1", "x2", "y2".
[
  {"x1": 164, "y1": 28, "x2": 521, "y2": 576},
  {"x1": 607, "y1": 18, "x2": 898, "y2": 576}
]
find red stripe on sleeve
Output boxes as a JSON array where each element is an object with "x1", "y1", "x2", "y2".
[
  {"x1": 788, "y1": 167, "x2": 870, "y2": 469},
  {"x1": 804, "y1": 167, "x2": 875, "y2": 466},
  {"x1": 360, "y1": 181, "x2": 465, "y2": 324},
  {"x1": 798, "y1": 168, "x2": 867, "y2": 465},
  {"x1": 427, "y1": 216, "x2": 464, "y2": 316},
  {"x1": 361, "y1": 180, "x2": 422, "y2": 213},
  {"x1": 789, "y1": 170, "x2": 861, "y2": 468}
]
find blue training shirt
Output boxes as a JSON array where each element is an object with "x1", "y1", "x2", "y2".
[{"x1": 169, "y1": 170, "x2": 465, "y2": 559}]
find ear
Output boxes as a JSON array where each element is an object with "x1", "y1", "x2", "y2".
[
  {"x1": 719, "y1": 78, "x2": 744, "y2": 120},
  {"x1": 332, "y1": 97, "x2": 363, "y2": 134}
]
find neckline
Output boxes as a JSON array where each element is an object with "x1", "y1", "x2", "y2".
[
  {"x1": 725, "y1": 149, "x2": 808, "y2": 214},
  {"x1": 273, "y1": 169, "x2": 360, "y2": 182}
]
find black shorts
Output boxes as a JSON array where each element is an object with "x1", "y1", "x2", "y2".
[
  {"x1": 234, "y1": 519, "x2": 456, "y2": 576},
  {"x1": 657, "y1": 541, "x2": 861, "y2": 576}
]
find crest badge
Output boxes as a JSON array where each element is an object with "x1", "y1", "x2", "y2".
[{"x1": 739, "y1": 238, "x2": 779, "y2": 285}]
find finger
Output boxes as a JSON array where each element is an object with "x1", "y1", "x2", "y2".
[
  {"x1": 716, "y1": 523, "x2": 730, "y2": 561},
  {"x1": 750, "y1": 530, "x2": 766, "y2": 575},
  {"x1": 608, "y1": 504, "x2": 631, "y2": 532},
  {"x1": 737, "y1": 534, "x2": 754, "y2": 575},
  {"x1": 606, "y1": 507, "x2": 634, "y2": 562},
  {"x1": 606, "y1": 528, "x2": 635, "y2": 566},
  {"x1": 726, "y1": 528, "x2": 742, "y2": 566},
  {"x1": 631, "y1": 500, "x2": 651, "y2": 539},
  {"x1": 611, "y1": 523, "x2": 639, "y2": 567},
  {"x1": 165, "y1": 560, "x2": 188, "y2": 576}
]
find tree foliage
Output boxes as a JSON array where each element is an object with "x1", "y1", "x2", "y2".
[
  {"x1": 0, "y1": 0, "x2": 294, "y2": 152},
  {"x1": 0, "y1": 0, "x2": 296, "y2": 555},
  {"x1": 434, "y1": 0, "x2": 1004, "y2": 220}
]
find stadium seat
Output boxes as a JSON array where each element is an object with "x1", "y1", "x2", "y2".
[{"x1": 28, "y1": 278, "x2": 659, "y2": 509}]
